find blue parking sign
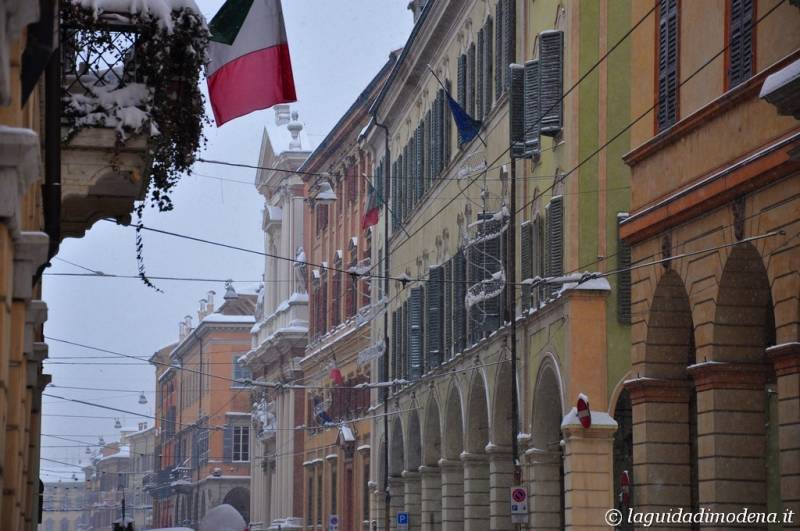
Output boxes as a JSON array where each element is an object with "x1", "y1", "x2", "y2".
[{"x1": 397, "y1": 512, "x2": 409, "y2": 527}]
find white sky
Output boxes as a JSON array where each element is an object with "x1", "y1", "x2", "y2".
[{"x1": 40, "y1": 0, "x2": 413, "y2": 480}]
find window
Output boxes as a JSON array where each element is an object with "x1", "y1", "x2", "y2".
[
  {"x1": 656, "y1": 0, "x2": 679, "y2": 131},
  {"x1": 232, "y1": 356, "x2": 251, "y2": 384},
  {"x1": 197, "y1": 427, "x2": 209, "y2": 465},
  {"x1": 232, "y1": 426, "x2": 249, "y2": 462},
  {"x1": 727, "y1": 0, "x2": 755, "y2": 88},
  {"x1": 316, "y1": 204, "x2": 329, "y2": 233}
]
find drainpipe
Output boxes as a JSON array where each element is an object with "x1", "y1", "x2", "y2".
[
  {"x1": 371, "y1": 111, "x2": 391, "y2": 531},
  {"x1": 39, "y1": 42, "x2": 61, "y2": 280}
]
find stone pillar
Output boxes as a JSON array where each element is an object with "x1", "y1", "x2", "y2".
[
  {"x1": 525, "y1": 447, "x2": 563, "y2": 531},
  {"x1": 689, "y1": 363, "x2": 771, "y2": 520},
  {"x1": 562, "y1": 415, "x2": 616, "y2": 530},
  {"x1": 626, "y1": 377, "x2": 694, "y2": 525},
  {"x1": 373, "y1": 488, "x2": 386, "y2": 531},
  {"x1": 461, "y1": 452, "x2": 489, "y2": 531},
  {"x1": 403, "y1": 470, "x2": 422, "y2": 531},
  {"x1": 419, "y1": 465, "x2": 441, "y2": 531},
  {"x1": 487, "y1": 446, "x2": 513, "y2": 531},
  {"x1": 439, "y1": 458, "x2": 464, "y2": 531},
  {"x1": 388, "y1": 476, "x2": 404, "y2": 530},
  {"x1": 768, "y1": 343, "x2": 800, "y2": 527}
]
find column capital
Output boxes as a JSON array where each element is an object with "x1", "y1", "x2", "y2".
[
  {"x1": 767, "y1": 342, "x2": 800, "y2": 376},
  {"x1": 688, "y1": 361, "x2": 771, "y2": 391},
  {"x1": 401, "y1": 469, "x2": 420, "y2": 479},
  {"x1": 523, "y1": 447, "x2": 561, "y2": 465},
  {"x1": 459, "y1": 451, "x2": 488, "y2": 463},
  {"x1": 625, "y1": 377, "x2": 693, "y2": 404},
  {"x1": 484, "y1": 443, "x2": 513, "y2": 455},
  {"x1": 417, "y1": 464, "x2": 439, "y2": 476},
  {"x1": 437, "y1": 458, "x2": 461, "y2": 470}
]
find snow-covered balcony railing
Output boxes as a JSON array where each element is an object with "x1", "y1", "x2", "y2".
[{"x1": 59, "y1": 0, "x2": 208, "y2": 238}]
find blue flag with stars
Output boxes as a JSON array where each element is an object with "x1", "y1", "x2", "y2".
[{"x1": 445, "y1": 91, "x2": 482, "y2": 144}]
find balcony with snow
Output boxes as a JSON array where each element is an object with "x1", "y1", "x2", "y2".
[{"x1": 59, "y1": 0, "x2": 207, "y2": 238}]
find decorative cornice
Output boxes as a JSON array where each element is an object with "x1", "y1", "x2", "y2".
[
  {"x1": 767, "y1": 342, "x2": 800, "y2": 376},
  {"x1": 688, "y1": 362, "x2": 772, "y2": 392}
]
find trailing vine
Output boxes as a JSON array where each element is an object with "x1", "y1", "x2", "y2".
[{"x1": 61, "y1": 1, "x2": 210, "y2": 290}]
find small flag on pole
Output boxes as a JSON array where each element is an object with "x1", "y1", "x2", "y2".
[
  {"x1": 361, "y1": 181, "x2": 382, "y2": 230},
  {"x1": 444, "y1": 91, "x2": 482, "y2": 144},
  {"x1": 206, "y1": 0, "x2": 297, "y2": 126}
]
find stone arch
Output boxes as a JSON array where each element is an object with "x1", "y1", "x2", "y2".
[
  {"x1": 441, "y1": 383, "x2": 465, "y2": 530},
  {"x1": 694, "y1": 241, "x2": 778, "y2": 514},
  {"x1": 491, "y1": 361, "x2": 514, "y2": 447},
  {"x1": 630, "y1": 268, "x2": 698, "y2": 516},
  {"x1": 405, "y1": 410, "x2": 423, "y2": 530},
  {"x1": 465, "y1": 371, "x2": 490, "y2": 453},
  {"x1": 421, "y1": 396, "x2": 442, "y2": 466},
  {"x1": 529, "y1": 357, "x2": 564, "y2": 531},
  {"x1": 222, "y1": 486, "x2": 250, "y2": 524},
  {"x1": 389, "y1": 416, "x2": 406, "y2": 526},
  {"x1": 420, "y1": 396, "x2": 442, "y2": 529},
  {"x1": 464, "y1": 370, "x2": 491, "y2": 529}
]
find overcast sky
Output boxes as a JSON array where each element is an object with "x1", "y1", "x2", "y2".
[{"x1": 40, "y1": 0, "x2": 413, "y2": 481}]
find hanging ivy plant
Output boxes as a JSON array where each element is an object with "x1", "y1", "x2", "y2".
[{"x1": 61, "y1": 1, "x2": 211, "y2": 289}]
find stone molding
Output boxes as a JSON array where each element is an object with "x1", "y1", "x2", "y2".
[
  {"x1": 687, "y1": 361, "x2": 772, "y2": 391},
  {"x1": 624, "y1": 377, "x2": 693, "y2": 405},
  {"x1": 767, "y1": 342, "x2": 800, "y2": 376},
  {"x1": 13, "y1": 232, "x2": 49, "y2": 301}
]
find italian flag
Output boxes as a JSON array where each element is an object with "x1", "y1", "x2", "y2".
[
  {"x1": 206, "y1": 0, "x2": 297, "y2": 126},
  {"x1": 361, "y1": 181, "x2": 382, "y2": 230}
]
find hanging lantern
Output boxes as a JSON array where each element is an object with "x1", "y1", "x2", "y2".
[
  {"x1": 114, "y1": 418, "x2": 122, "y2": 429},
  {"x1": 138, "y1": 392, "x2": 148, "y2": 405}
]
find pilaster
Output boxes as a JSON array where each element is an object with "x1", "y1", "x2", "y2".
[
  {"x1": 438, "y1": 458, "x2": 464, "y2": 531},
  {"x1": 418, "y1": 465, "x2": 441, "y2": 531},
  {"x1": 486, "y1": 445, "x2": 514, "y2": 531}
]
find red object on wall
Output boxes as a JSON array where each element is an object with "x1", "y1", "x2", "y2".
[
  {"x1": 576, "y1": 394, "x2": 592, "y2": 428},
  {"x1": 330, "y1": 366, "x2": 344, "y2": 386}
]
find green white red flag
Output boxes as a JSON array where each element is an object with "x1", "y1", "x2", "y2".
[
  {"x1": 206, "y1": 0, "x2": 297, "y2": 126},
  {"x1": 361, "y1": 181, "x2": 382, "y2": 230}
]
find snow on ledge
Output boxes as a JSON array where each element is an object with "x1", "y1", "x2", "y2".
[
  {"x1": 72, "y1": 0, "x2": 204, "y2": 32},
  {"x1": 202, "y1": 313, "x2": 255, "y2": 324},
  {"x1": 561, "y1": 407, "x2": 618, "y2": 429}
]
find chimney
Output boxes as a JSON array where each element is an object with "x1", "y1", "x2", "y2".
[
  {"x1": 206, "y1": 290, "x2": 216, "y2": 312},
  {"x1": 407, "y1": 0, "x2": 425, "y2": 23},
  {"x1": 179, "y1": 321, "x2": 186, "y2": 340},
  {"x1": 184, "y1": 315, "x2": 193, "y2": 335}
]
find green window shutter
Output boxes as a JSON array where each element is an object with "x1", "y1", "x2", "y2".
[
  {"x1": 417, "y1": 123, "x2": 425, "y2": 195},
  {"x1": 503, "y1": 0, "x2": 516, "y2": 90},
  {"x1": 520, "y1": 220, "x2": 533, "y2": 312},
  {"x1": 426, "y1": 266, "x2": 444, "y2": 368},
  {"x1": 391, "y1": 310, "x2": 399, "y2": 380},
  {"x1": 425, "y1": 110, "x2": 432, "y2": 184},
  {"x1": 495, "y1": 0, "x2": 503, "y2": 96},
  {"x1": 444, "y1": 79, "x2": 453, "y2": 164},
  {"x1": 477, "y1": 28, "x2": 485, "y2": 122},
  {"x1": 414, "y1": 129, "x2": 422, "y2": 202},
  {"x1": 468, "y1": 42, "x2": 477, "y2": 117},
  {"x1": 656, "y1": 0, "x2": 679, "y2": 131},
  {"x1": 509, "y1": 63, "x2": 525, "y2": 158},
  {"x1": 532, "y1": 214, "x2": 545, "y2": 306},
  {"x1": 458, "y1": 53, "x2": 467, "y2": 109},
  {"x1": 484, "y1": 17, "x2": 494, "y2": 116},
  {"x1": 396, "y1": 155, "x2": 403, "y2": 222},
  {"x1": 223, "y1": 425, "x2": 233, "y2": 462},
  {"x1": 617, "y1": 213, "x2": 632, "y2": 324},
  {"x1": 539, "y1": 30, "x2": 564, "y2": 136},
  {"x1": 524, "y1": 59, "x2": 541, "y2": 157},
  {"x1": 376, "y1": 159, "x2": 383, "y2": 210},
  {"x1": 405, "y1": 144, "x2": 412, "y2": 215},
  {"x1": 443, "y1": 259, "x2": 453, "y2": 359},
  {"x1": 547, "y1": 196, "x2": 564, "y2": 291},
  {"x1": 402, "y1": 299, "x2": 410, "y2": 378},
  {"x1": 453, "y1": 248, "x2": 467, "y2": 354},
  {"x1": 728, "y1": 0, "x2": 754, "y2": 88},
  {"x1": 432, "y1": 95, "x2": 440, "y2": 178},
  {"x1": 409, "y1": 286, "x2": 424, "y2": 377},
  {"x1": 437, "y1": 90, "x2": 446, "y2": 175}
]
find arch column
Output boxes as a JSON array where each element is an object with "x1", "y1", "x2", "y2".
[
  {"x1": 373, "y1": 488, "x2": 386, "y2": 531},
  {"x1": 768, "y1": 343, "x2": 800, "y2": 522},
  {"x1": 388, "y1": 476, "x2": 405, "y2": 530},
  {"x1": 439, "y1": 458, "x2": 464, "y2": 531},
  {"x1": 402, "y1": 470, "x2": 422, "y2": 531},
  {"x1": 419, "y1": 465, "x2": 441, "y2": 531},
  {"x1": 461, "y1": 452, "x2": 490, "y2": 531},
  {"x1": 562, "y1": 419, "x2": 617, "y2": 529},
  {"x1": 626, "y1": 378, "x2": 693, "y2": 524},
  {"x1": 486, "y1": 445, "x2": 513, "y2": 531},
  {"x1": 525, "y1": 447, "x2": 563, "y2": 531},
  {"x1": 689, "y1": 362, "x2": 772, "y2": 517}
]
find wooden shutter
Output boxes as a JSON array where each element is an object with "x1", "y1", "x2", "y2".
[
  {"x1": 495, "y1": 0, "x2": 503, "y2": 96},
  {"x1": 444, "y1": 79, "x2": 453, "y2": 163},
  {"x1": 539, "y1": 30, "x2": 564, "y2": 136},
  {"x1": 375, "y1": 159, "x2": 383, "y2": 210},
  {"x1": 391, "y1": 310, "x2": 399, "y2": 379},
  {"x1": 477, "y1": 28, "x2": 485, "y2": 121},
  {"x1": 503, "y1": 0, "x2": 516, "y2": 89},
  {"x1": 396, "y1": 155, "x2": 403, "y2": 222},
  {"x1": 468, "y1": 43, "x2": 477, "y2": 117},
  {"x1": 443, "y1": 259, "x2": 453, "y2": 359},
  {"x1": 520, "y1": 220, "x2": 533, "y2": 312},
  {"x1": 425, "y1": 110, "x2": 433, "y2": 183},
  {"x1": 402, "y1": 299, "x2": 410, "y2": 378},
  {"x1": 728, "y1": 0, "x2": 754, "y2": 88},
  {"x1": 484, "y1": 17, "x2": 494, "y2": 116},
  {"x1": 405, "y1": 143, "x2": 412, "y2": 215},
  {"x1": 427, "y1": 266, "x2": 444, "y2": 368},
  {"x1": 223, "y1": 425, "x2": 233, "y2": 462},
  {"x1": 431, "y1": 99, "x2": 440, "y2": 178},
  {"x1": 437, "y1": 90, "x2": 446, "y2": 174},
  {"x1": 524, "y1": 59, "x2": 541, "y2": 156},
  {"x1": 453, "y1": 248, "x2": 467, "y2": 354},
  {"x1": 617, "y1": 214, "x2": 632, "y2": 324},
  {"x1": 509, "y1": 63, "x2": 526, "y2": 158},
  {"x1": 547, "y1": 196, "x2": 564, "y2": 285},
  {"x1": 409, "y1": 287, "x2": 424, "y2": 377},
  {"x1": 391, "y1": 160, "x2": 398, "y2": 231},
  {"x1": 415, "y1": 125, "x2": 424, "y2": 200},
  {"x1": 656, "y1": 0, "x2": 679, "y2": 131},
  {"x1": 458, "y1": 54, "x2": 467, "y2": 109},
  {"x1": 532, "y1": 214, "x2": 545, "y2": 306}
]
